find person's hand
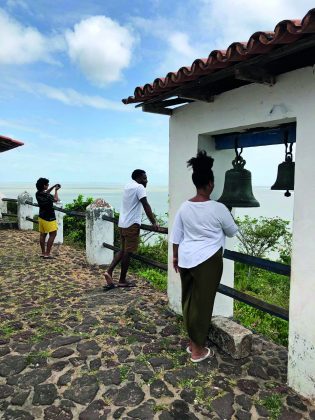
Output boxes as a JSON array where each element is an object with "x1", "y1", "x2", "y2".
[
  {"x1": 173, "y1": 257, "x2": 179, "y2": 273},
  {"x1": 55, "y1": 184, "x2": 61, "y2": 190}
]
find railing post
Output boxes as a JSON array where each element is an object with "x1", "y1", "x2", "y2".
[
  {"x1": 54, "y1": 202, "x2": 65, "y2": 244},
  {"x1": 17, "y1": 192, "x2": 33, "y2": 230},
  {"x1": 86, "y1": 199, "x2": 114, "y2": 265},
  {"x1": 0, "y1": 193, "x2": 7, "y2": 219}
]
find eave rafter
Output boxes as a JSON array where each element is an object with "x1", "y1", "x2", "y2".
[{"x1": 137, "y1": 34, "x2": 315, "y2": 115}]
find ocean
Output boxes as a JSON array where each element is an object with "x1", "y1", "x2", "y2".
[{"x1": 0, "y1": 183, "x2": 294, "y2": 225}]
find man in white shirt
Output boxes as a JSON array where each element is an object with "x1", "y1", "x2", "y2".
[{"x1": 104, "y1": 169, "x2": 158, "y2": 291}]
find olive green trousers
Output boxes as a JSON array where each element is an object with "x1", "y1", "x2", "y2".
[{"x1": 179, "y1": 248, "x2": 223, "y2": 346}]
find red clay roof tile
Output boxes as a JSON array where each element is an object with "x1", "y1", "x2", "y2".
[
  {"x1": 0, "y1": 135, "x2": 24, "y2": 153},
  {"x1": 122, "y1": 8, "x2": 315, "y2": 104}
]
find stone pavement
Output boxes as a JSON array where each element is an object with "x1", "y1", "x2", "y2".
[{"x1": 0, "y1": 230, "x2": 314, "y2": 420}]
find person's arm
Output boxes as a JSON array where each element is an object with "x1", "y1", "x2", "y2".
[
  {"x1": 220, "y1": 205, "x2": 238, "y2": 237},
  {"x1": 53, "y1": 186, "x2": 60, "y2": 203},
  {"x1": 46, "y1": 184, "x2": 57, "y2": 194},
  {"x1": 140, "y1": 197, "x2": 158, "y2": 228},
  {"x1": 169, "y1": 210, "x2": 184, "y2": 273},
  {"x1": 173, "y1": 243, "x2": 179, "y2": 273}
]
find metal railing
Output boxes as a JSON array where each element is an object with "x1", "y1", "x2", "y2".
[{"x1": 2, "y1": 197, "x2": 290, "y2": 321}]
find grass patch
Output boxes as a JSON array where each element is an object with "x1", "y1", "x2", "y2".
[
  {"x1": 26, "y1": 350, "x2": 50, "y2": 364},
  {"x1": 126, "y1": 335, "x2": 137, "y2": 344},
  {"x1": 258, "y1": 394, "x2": 283, "y2": 420},
  {"x1": 153, "y1": 404, "x2": 168, "y2": 413},
  {"x1": 119, "y1": 366, "x2": 131, "y2": 382},
  {"x1": 135, "y1": 268, "x2": 167, "y2": 291},
  {"x1": 0, "y1": 324, "x2": 16, "y2": 338},
  {"x1": 234, "y1": 263, "x2": 289, "y2": 346},
  {"x1": 30, "y1": 324, "x2": 66, "y2": 342}
]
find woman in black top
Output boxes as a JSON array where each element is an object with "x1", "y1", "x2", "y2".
[{"x1": 35, "y1": 177, "x2": 60, "y2": 258}]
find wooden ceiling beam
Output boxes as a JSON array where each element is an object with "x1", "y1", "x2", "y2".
[
  {"x1": 234, "y1": 66, "x2": 275, "y2": 86},
  {"x1": 142, "y1": 104, "x2": 173, "y2": 115},
  {"x1": 178, "y1": 92, "x2": 214, "y2": 103}
]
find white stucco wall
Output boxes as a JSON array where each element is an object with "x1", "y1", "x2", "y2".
[
  {"x1": 54, "y1": 202, "x2": 65, "y2": 244},
  {"x1": 86, "y1": 200, "x2": 114, "y2": 265},
  {"x1": 17, "y1": 191, "x2": 33, "y2": 230},
  {"x1": 0, "y1": 193, "x2": 7, "y2": 218},
  {"x1": 168, "y1": 66, "x2": 315, "y2": 400}
]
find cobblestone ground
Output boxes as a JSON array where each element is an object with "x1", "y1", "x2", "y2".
[{"x1": 0, "y1": 230, "x2": 314, "y2": 420}]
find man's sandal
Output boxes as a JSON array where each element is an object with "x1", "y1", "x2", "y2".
[
  {"x1": 117, "y1": 281, "x2": 136, "y2": 288},
  {"x1": 103, "y1": 284, "x2": 116, "y2": 292}
]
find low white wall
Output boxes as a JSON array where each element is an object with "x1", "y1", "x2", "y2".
[
  {"x1": 0, "y1": 193, "x2": 7, "y2": 218},
  {"x1": 168, "y1": 66, "x2": 315, "y2": 400},
  {"x1": 86, "y1": 199, "x2": 114, "y2": 265},
  {"x1": 17, "y1": 192, "x2": 33, "y2": 230},
  {"x1": 54, "y1": 202, "x2": 65, "y2": 244}
]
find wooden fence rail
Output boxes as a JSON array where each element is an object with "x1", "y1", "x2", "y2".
[{"x1": 102, "y1": 241, "x2": 289, "y2": 321}]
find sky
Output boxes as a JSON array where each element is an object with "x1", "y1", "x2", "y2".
[{"x1": 0, "y1": 0, "x2": 314, "y2": 187}]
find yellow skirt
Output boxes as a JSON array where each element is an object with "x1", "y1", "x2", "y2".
[{"x1": 38, "y1": 218, "x2": 58, "y2": 234}]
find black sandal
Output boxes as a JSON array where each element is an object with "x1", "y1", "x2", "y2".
[
  {"x1": 117, "y1": 282, "x2": 136, "y2": 288},
  {"x1": 103, "y1": 284, "x2": 116, "y2": 292}
]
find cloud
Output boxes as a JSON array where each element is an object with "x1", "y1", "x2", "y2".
[
  {"x1": 131, "y1": 16, "x2": 206, "y2": 75},
  {"x1": 199, "y1": 0, "x2": 315, "y2": 48},
  {"x1": 36, "y1": 84, "x2": 128, "y2": 111},
  {"x1": 65, "y1": 16, "x2": 135, "y2": 86},
  {"x1": 12, "y1": 80, "x2": 128, "y2": 111},
  {"x1": 6, "y1": 0, "x2": 29, "y2": 11},
  {"x1": 132, "y1": 0, "x2": 315, "y2": 78},
  {"x1": 161, "y1": 31, "x2": 203, "y2": 73},
  {"x1": 0, "y1": 8, "x2": 63, "y2": 65}
]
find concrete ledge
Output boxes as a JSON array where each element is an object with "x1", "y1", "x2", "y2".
[
  {"x1": 0, "y1": 221, "x2": 18, "y2": 230},
  {"x1": 209, "y1": 316, "x2": 252, "y2": 359}
]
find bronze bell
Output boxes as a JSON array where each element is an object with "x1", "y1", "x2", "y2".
[
  {"x1": 218, "y1": 147, "x2": 260, "y2": 208},
  {"x1": 271, "y1": 142, "x2": 295, "y2": 197}
]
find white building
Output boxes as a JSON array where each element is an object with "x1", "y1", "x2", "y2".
[{"x1": 123, "y1": 9, "x2": 315, "y2": 400}]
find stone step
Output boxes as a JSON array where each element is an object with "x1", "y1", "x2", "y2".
[{"x1": 209, "y1": 316, "x2": 252, "y2": 359}]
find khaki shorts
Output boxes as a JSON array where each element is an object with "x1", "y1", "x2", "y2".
[{"x1": 120, "y1": 223, "x2": 140, "y2": 253}]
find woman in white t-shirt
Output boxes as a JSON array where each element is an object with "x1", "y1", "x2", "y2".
[{"x1": 170, "y1": 150, "x2": 238, "y2": 363}]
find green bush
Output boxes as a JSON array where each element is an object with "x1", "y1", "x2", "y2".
[
  {"x1": 234, "y1": 262, "x2": 289, "y2": 346},
  {"x1": 130, "y1": 236, "x2": 168, "y2": 271},
  {"x1": 136, "y1": 268, "x2": 167, "y2": 291},
  {"x1": 234, "y1": 301, "x2": 289, "y2": 346},
  {"x1": 7, "y1": 201, "x2": 17, "y2": 214},
  {"x1": 64, "y1": 195, "x2": 93, "y2": 246}
]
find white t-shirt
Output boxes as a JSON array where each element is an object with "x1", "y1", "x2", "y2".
[
  {"x1": 170, "y1": 200, "x2": 238, "y2": 268},
  {"x1": 118, "y1": 180, "x2": 147, "y2": 228}
]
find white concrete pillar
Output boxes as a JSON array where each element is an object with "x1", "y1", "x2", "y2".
[
  {"x1": 54, "y1": 202, "x2": 65, "y2": 244},
  {"x1": 199, "y1": 134, "x2": 236, "y2": 318},
  {"x1": 17, "y1": 191, "x2": 33, "y2": 230},
  {"x1": 167, "y1": 127, "x2": 236, "y2": 317},
  {"x1": 86, "y1": 199, "x2": 114, "y2": 265},
  {"x1": 288, "y1": 113, "x2": 315, "y2": 401},
  {"x1": 0, "y1": 193, "x2": 7, "y2": 218}
]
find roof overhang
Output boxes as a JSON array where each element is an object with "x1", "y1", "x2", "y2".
[
  {"x1": 0, "y1": 135, "x2": 24, "y2": 153},
  {"x1": 122, "y1": 8, "x2": 315, "y2": 115},
  {"x1": 138, "y1": 34, "x2": 315, "y2": 115}
]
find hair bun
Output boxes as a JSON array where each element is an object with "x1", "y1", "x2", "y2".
[{"x1": 187, "y1": 150, "x2": 214, "y2": 171}]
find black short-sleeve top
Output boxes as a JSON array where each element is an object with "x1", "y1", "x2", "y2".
[{"x1": 35, "y1": 191, "x2": 56, "y2": 221}]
